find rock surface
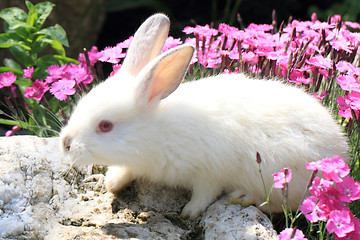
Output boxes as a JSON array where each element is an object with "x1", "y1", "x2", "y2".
[{"x1": 0, "y1": 136, "x2": 278, "y2": 239}]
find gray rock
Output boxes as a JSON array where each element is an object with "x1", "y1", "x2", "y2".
[
  {"x1": 202, "y1": 200, "x2": 278, "y2": 239},
  {"x1": 0, "y1": 136, "x2": 278, "y2": 239}
]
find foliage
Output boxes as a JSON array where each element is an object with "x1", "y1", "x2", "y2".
[
  {"x1": 0, "y1": 1, "x2": 78, "y2": 136},
  {"x1": 270, "y1": 156, "x2": 360, "y2": 239}
]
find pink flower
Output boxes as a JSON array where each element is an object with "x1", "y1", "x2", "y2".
[
  {"x1": 190, "y1": 37, "x2": 221, "y2": 68},
  {"x1": 336, "y1": 61, "x2": 359, "y2": 75},
  {"x1": 5, "y1": 130, "x2": 14, "y2": 137},
  {"x1": 319, "y1": 187, "x2": 347, "y2": 212},
  {"x1": 50, "y1": 79, "x2": 76, "y2": 101},
  {"x1": 66, "y1": 63, "x2": 93, "y2": 86},
  {"x1": 331, "y1": 15, "x2": 342, "y2": 24},
  {"x1": 336, "y1": 176, "x2": 360, "y2": 202},
  {"x1": 341, "y1": 30, "x2": 360, "y2": 44},
  {"x1": 326, "y1": 210, "x2": 355, "y2": 238},
  {"x1": 245, "y1": 23, "x2": 274, "y2": 32},
  {"x1": 253, "y1": 38, "x2": 280, "y2": 56},
  {"x1": 183, "y1": 24, "x2": 218, "y2": 39},
  {"x1": 318, "y1": 67, "x2": 330, "y2": 79},
  {"x1": 336, "y1": 75, "x2": 360, "y2": 92},
  {"x1": 312, "y1": 91, "x2": 328, "y2": 100},
  {"x1": 218, "y1": 23, "x2": 241, "y2": 39},
  {"x1": 0, "y1": 71, "x2": 16, "y2": 88},
  {"x1": 300, "y1": 196, "x2": 328, "y2": 222},
  {"x1": 162, "y1": 36, "x2": 183, "y2": 53},
  {"x1": 47, "y1": 64, "x2": 66, "y2": 76},
  {"x1": 24, "y1": 80, "x2": 50, "y2": 101},
  {"x1": 337, "y1": 95, "x2": 353, "y2": 118},
  {"x1": 183, "y1": 38, "x2": 199, "y2": 64},
  {"x1": 241, "y1": 51, "x2": 259, "y2": 65},
  {"x1": 267, "y1": 50, "x2": 286, "y2": 60},
  {"x1": 306, "y1": 55, "x2": 332, "y2": 69},
  {"x1": 289, "y1": 69, "x2": 313, "y2": 85},
  {"x1": 331, "y1": 39, "x2": 353, "y2": 53},
  {"x1": 78, "y1": 46, "x2": 99, "y2": 66},
  {"x1": 117, "y1": 36, "x2": 133, "y2": 49},
  {"x1": 335, "y1": 216, "x2": 360, "y2": 240},
  {"x1": 311, "y1": 12, "x2": 317, "y2": 22},
  {"x1": 5, "y1": 125, "x2": 20, "y2": 137},
  {"x1": 345, "y1": 21, "x2": 360, "y2": 30},
  {"x1": 45, "y1": 65, "x2": 68, "y2": 84},
  {"x1": 98, "y1": 45, "x2": 126, "y2": 64},
  {"x1": 308, "y1": 176, "x2": 333, "y2": 197},
  {"x1": 310, "y1": 22, "x2": 334, "y2": 30},
  {"x1": 337, "y1": 92, "x2": 360, "y2": 119},
  {"x1": 110, "y1": 64, "x2": 121, "y2": 77},
  {"x1": 305, "y1": 156, "x2": 350, "y2": 182},
  {"x1": 278, "y1": 228, "x2": 307, "y2": 240},
  {"x1": 272, "y1": 168, "x2": 292, "y2": 189},
  {"x1": 22, "y1": 67, "x2": 34, "y2": 78}
]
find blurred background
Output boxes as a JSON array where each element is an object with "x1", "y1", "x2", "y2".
[{"x1": 1, "y1": 0, "x2": 360, "y2": 61}]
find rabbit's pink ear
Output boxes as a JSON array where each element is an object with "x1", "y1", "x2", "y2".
[
  {"x1": 136, "y1": 44, "x2": 194, "y2": 104},
  {"x1": 121, "y1": 13, "x2": 170, "y2": 77}
]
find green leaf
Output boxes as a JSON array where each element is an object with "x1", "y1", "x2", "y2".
[
  {"x1": 17, "y1": 83, "x2": 29, "y2": 96},
  {"x1": 32, "y1": 65, "x2": 50, "y2": 79},
  {"x1": 14, "y1": 77, "x2": 32, "y2": 87},
  {"x1": 36, "y1": 55, "x2": 78, "y2": 69},
  {"x1": 31, "y1": 35, "x2": 50, "y2": 54},
  {"x1": 0, "y1": 32, "x2": 21, "y2": 48},
  {"x1": 25, "y1": 1, "x2": 37, "y2": 27},
  {"x1": 0, "y1": 7, "x2": 27, "y2": 26},
  {"x1": 37, "y1": 24, "x2": 69, "y2": 47},
  {"x1": 13, "y1": 26, "x2": 33, "y2": 39},
  {"x1": 34, "y1": 1, "x2": 54, "y2": 28},
  {"x1": 32, "y1": 36, "x2": 65, "y2": 56},
  {"x1": 4, "y1": 58, "x2": 22, "y2": 70},
  {"x1": 0, "y1": 33, "x2": 31, "y2": 50},
  {"x1": 9, "y1": 45, "x2": 35, "y2": 66},
  {"x1": 48, "y1": 39, "x2": 66, "y2": 56},
  {"x1": 32, "y1": 67, "x2": 49, "y2": 80},
  {"x1": 0, "y1": 118, "x2": 20, "y2": 126},
  {"x1": 7, "y1": 21, "x2": 33, "y2": 31},
  {"x1": 25, "y1": 1, "x2": 35, "y2": 13},
  {"x1": 0, "y1": 67, "x2": 23, "y2": 75}
]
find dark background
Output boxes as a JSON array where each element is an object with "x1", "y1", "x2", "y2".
[
  {"x1": 97, "y1": 0, "x2": 360, "y2": 51},
  {"x1": 1, "y1": 0, "x2": 360, "y2": 60}
]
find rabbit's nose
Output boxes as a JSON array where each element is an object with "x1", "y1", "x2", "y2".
[{"x1": 63, "y1": 136, "x2": 72, "y2": 151}]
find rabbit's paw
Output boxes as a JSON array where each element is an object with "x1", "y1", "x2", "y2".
[
  {"x1": 181, "y1": 183, "x2": 221, "y2": 219},
  {"x1": 228, "y1": 190, "x2": 256, "y2": 208},
  {"x1": 105, "y1": 166, "x2": 133, "y2": 194},
  {"x1": 181, "y1": 201, "x2": 203, "y2": 219},
  {"x1": 228, "y1": 198, "x2": 256, "y2": 207}
]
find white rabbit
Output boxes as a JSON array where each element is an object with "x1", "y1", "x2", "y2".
[{"x1": 60, "y1": 13, "x2": 349, "y2": 219}]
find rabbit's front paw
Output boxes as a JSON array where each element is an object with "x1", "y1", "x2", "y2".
[
  {"x1": 181, "y1": 183, "x2": 221, "y2": 219},
  {"x1": 105, "y1": 166, "x2": 133, "y2": 194},
  {"x1": 181, "y1": 201, "x2": 204, "y2": 219},
  {"x1": 228, "y1": 189, "x2": 256, "y2": 207}
]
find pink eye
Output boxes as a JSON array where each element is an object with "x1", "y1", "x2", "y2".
[{"x1": 97, "y1": 120, "x2": 114, "y2": 133}]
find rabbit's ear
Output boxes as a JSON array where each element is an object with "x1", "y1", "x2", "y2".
[
  {"x1": 121, "y1": 13, "x2": 170, "y2": 77},
  {"x1": 136, "y1": 44, "x2": 194, "y2": 105}
]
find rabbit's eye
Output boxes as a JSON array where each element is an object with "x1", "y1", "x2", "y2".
[{"x1": 97, "y1": 120, "x2": 114, "y2": 133}]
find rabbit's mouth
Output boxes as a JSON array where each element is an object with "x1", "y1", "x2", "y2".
[
  {"x1": 60, "y1": 134, "x2": 90, "y2": 165},
  {"x1": 62, "y1": 135, "x2": 72, "y2": 152}
]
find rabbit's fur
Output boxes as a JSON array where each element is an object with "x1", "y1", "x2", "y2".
[{"x1": 60, "y1": 13, "x2": 349, "y2": 219}]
